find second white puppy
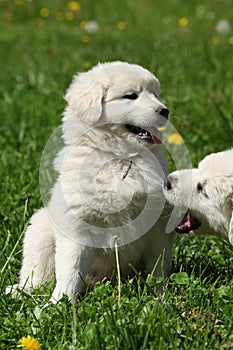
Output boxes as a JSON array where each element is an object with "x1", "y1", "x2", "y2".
[{"x1": 163, "y1": 149, "x2": 233, "y2": 243}]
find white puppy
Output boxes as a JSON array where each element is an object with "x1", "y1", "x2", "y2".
[
  {"x1": 163, "y1": 149, "x2": 233, "y2": 244},
  {"x1": 8, "y1": 61, "x2": 175, "y2": 302}
]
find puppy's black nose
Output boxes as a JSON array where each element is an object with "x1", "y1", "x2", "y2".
[
  {"x1": 159, "y1": 108, "x2": 169, "y2": 119},
  {"x1": 164, "y1": 177, "x2": 172, "y2": 190}
]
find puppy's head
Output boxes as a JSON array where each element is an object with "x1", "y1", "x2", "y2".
[
  {"x1": 163, "y1": 149, "x2": 233, "y2": 243},
  {"x1": 64, "y1": 61, "x2": 169, "y2": 146}
]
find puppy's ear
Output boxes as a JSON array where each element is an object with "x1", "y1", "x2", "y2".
[
  {"x1": 228, "y1": 195, "x2": 233, "y2": 245},
  {"x1": 65, "y1": 73, "x2": 105, "y2": 124}
]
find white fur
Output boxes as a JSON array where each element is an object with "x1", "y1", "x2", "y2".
[
  {"x1": 8, "y1": 61, "x2": 175, "y2": 302},
  {"x1": 164, "y1": 149, "x2": 233, "y2": 243}
]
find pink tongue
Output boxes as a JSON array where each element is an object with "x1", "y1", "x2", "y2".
[
  {"x1": 183, "y1": 213, "x2": 193, "y2": 228},
  {"x1": 149, "y1": 129, "x2": 162, "y2": 144}
]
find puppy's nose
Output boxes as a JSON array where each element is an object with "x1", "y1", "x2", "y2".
[
  {"x1": 158, "y1": 108, "x2": 169, "y2": 119},
  {"x1": 164, "y1": 177, "x2": 172, "y2": 190}
]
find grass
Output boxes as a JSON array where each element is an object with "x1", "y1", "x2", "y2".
[{"x1": 0, "y1": 0, "x2": 233, "y2": 348}]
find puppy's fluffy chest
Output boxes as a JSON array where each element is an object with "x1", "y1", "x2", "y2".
[
  {"x1": 55, "y1": 143, "x2": 164, "y2": 227},
  {"x1": 81, "y1": 157, "x2": 147, "y2": 226}
]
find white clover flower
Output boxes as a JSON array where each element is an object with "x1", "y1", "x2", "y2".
[
  {"x1": 215, "y1": 20, "x2": 231, "y2": 34},
  {"x1": 85, "y1": 21, "x2": 99, "y2": 34}
]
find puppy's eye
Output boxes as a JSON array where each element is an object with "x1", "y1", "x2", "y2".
[
  {"x1": 197, "y1": 183, "x2": 203, "y2": 193},
  {"x1": 123, "y1": 92, "x2": 138, "y2": 100}
]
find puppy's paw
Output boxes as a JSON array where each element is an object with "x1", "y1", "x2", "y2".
[
  {"x1": 49, "y1": 287, "x2": 64, "y2": 304},
  {"x1": 5, "y1": 284, "x2": 32, "y2": 299},
  {"x1": 5, "y1": 284, "x2": 21, "y2": 298},
  {"x1": 50, "y1": 286, "x2": 74, "y2": 304}
]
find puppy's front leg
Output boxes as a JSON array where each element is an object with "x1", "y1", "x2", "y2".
[{"x1": 50, "y1": 237, "x2": 93, "y2": 303}]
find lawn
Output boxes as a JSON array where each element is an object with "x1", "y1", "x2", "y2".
[{"x1": 0, "y1": 0, "x2": 233, "y2": 349}]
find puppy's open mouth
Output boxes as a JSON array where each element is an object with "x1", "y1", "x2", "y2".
[
  {"x1": 125, "y1": 124, "x2": 162, "y2": 144},
  {"x1": 176, "y1": 212, "x2": 201, "y2": 234}
]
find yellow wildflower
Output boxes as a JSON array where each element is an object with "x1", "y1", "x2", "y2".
[
  {"x1": 211, "y1": 36, "x2": 220, "y2": 45},
  {"x1": 51, "y1": 81, "x2": 59, "y2": 89},
  {"x1": 198, "y1": 327, "x2": 204, "y2": 334},
  {"x1": 82, "y1": 35, "x2": 90, "y2": 43},
  {"x1": 167, "y1": 133, "x2": 183, "y2": 145},
  {"x1": 193, "y1": 325, "x2": 204, "y2": 334},
  {"x1": 40, "y1": 8, "x2": 49, "y2": 18},
  {"x1": 158, "y1": 126, "x2": 167, "y2": 132},
  {"x1": 36, "y1": 18, "x2": 44, "y2": 26},
  {"x1": 3, "y1": 12, "x2": 13, "y2": 21},
  {"x1": 65, "y1": 12, "x2": 74, "y2": 21},
  {"x1": 117, "y1": 21, "x2": 127, "y2": 30},
  {"x1": 80, "y1": 21, "x2": 87, "y2": 30},
  {"x1": 179, "y1": 17, "x2": 188, "y2": 27},
  {"x1": 83, "y1": 61, "x2": 91, "y2": 69},
  {"x1": 229, "y1": 36, "x2": 233, "y2": 45},
  {"x1": 68, "y1": 1, "x2": 81, "y2": 12},
  {"x1": 56, "y1": 12, "x2": 64, "y2": 21},
  {"x1": 27, "y1": 7, "x2": 35, "y2": 17},
  {"x1": 18, "y1": 335, "x2": 41, "y2": 350}
]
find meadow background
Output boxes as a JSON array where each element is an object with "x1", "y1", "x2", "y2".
[{"x1": 0, "y1": 0, "x2": 233, "y2": 349}]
